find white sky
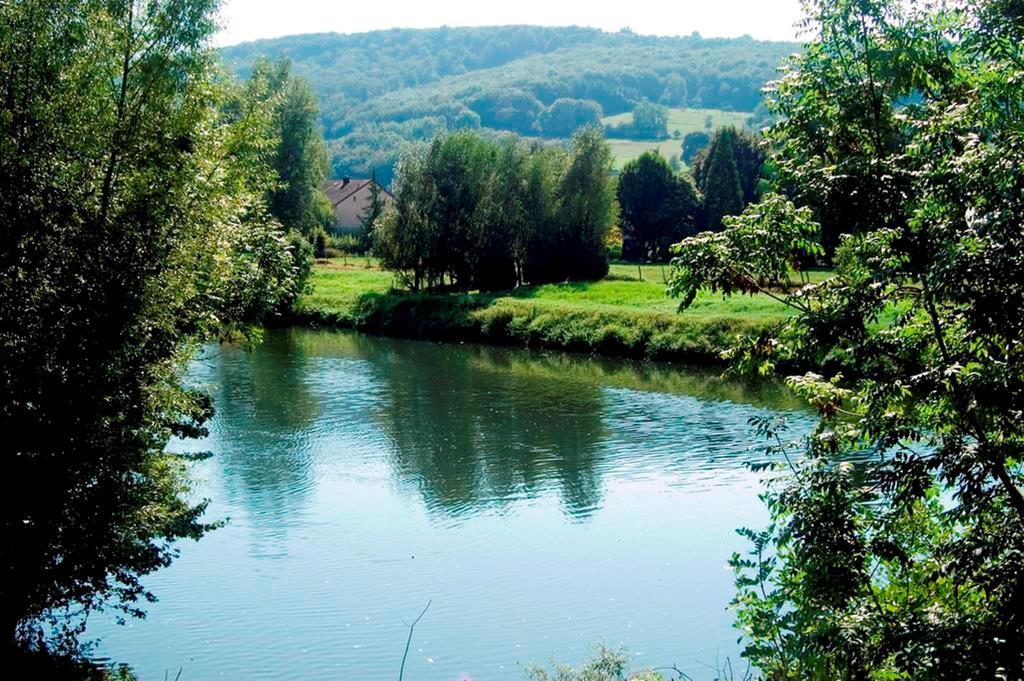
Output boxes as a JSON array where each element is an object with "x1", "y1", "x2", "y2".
[{"x1": 214, "y1": 0, "x2": 805, "y2": 47}]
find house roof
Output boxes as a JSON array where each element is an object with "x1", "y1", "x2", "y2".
[{"x1": 322, "y1": 178, "x2": 392, "y2": 207}]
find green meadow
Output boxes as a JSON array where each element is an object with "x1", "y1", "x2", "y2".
[
  {"x1": 600, "y1": 107, "x2": 754, "y2": 168},
  {"x1": 297, "y1": 259, "x2": 828, "y2": 362}
]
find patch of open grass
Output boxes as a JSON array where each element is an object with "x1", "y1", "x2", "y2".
[
  {"x1": 601, "y1": 106, "x2": 753, "y2": 135},
  {"x1": 294, "y1": 259, "x2": 832, "y2": 363},
  {"x1": 607, "y1": 139, "x2": 687, "y2": 169},
  {"x1": 298, "y1": 258, "x2": 395, "y2": 318},
  {"x1": 600, "y1": 107, "x2": 754, "y2": 168}
]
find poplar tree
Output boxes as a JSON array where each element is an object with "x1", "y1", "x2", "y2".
[{"x1": 699, "y1": 129, "x2": 744, "y2": 230}]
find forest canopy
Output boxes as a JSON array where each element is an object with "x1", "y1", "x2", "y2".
[{"x1": 222, "y1": 26, "x2": 798, "y2": 183}]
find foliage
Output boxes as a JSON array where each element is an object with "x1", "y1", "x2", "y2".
[
  {"x1": 605, "y1": 101, "x2": 670, "y2": 139},
  {"x1": 670, "y1": 0, "x2": 1024, "y2": 676},
  {"x1": 692, "y1": 127, "x2": 766, "y2": 230},
  {"x1": 617, "y1": 151, "x2": 701, "y2": 261},
  {"x1": 693, "y1": 127, "x2": 766, "y2": 206},
  {"x1": 374, "y1": 128, "x2": 615, "y2": 291},
  {"x1": 222, "y1": 28, "x2": 798, "y2": 179},
  {"x1": 282, "y1": 231, "x2": 315, "y2": 309},
  {"x1": 762, "y1": 0, "x2": 927, "y2": 256},
  {"x1": 525, "y1": 645, "x2": 663, "y2": 681},
  {"x1": 699, "y1": 131, "x2": 743, "y2": 231},
  {"x1": 555, "y1": 127, "x2": 617, "y2": 281},
  {"x1": 0, "y1": 0, "x2": 300, "y2": 651},
  {"x1": 357, "y1": 168, "x2": 386, "y2": 251},
  {"x1": 539, "y1": 98, "x2": 605, "y2": 137},
  {"x1": 668, "y1": 194, "x2": 822, "y2": 310},
  {"x1": 681, "y1": 130, "x2": 710, "y2": 163},
  {"x1": 244, "y1": 58, "x2": 334, "y2": 239}
]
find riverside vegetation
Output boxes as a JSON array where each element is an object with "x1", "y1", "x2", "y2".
[
  {"x1": 5, "y1": 0, "x2": 1024, "y2": 678},
  {"x1": 0, "y1": 0, "x2": 325, "y2": 671},
  {"x1": 295, "y1": 259, "x2": 826, "y2": 363},
  {"x1": 294, "y1": 124, "x2": 778, "y2": 363}
]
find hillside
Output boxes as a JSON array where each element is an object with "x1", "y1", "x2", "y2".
[
  {"x1": 603, "y1": 107, "x2": 754, "y2": 168},
  {"x1": 222, "y1": 26, "x2": 799, "y2": 183}
]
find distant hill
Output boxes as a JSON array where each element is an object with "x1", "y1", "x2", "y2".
[{"x1": 222, "y1": 26, "x2": 799, "y2": 184}]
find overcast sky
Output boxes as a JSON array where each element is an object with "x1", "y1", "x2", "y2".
[{"x1": 214, "y1": 0, "x2": 806, "y2": 47}]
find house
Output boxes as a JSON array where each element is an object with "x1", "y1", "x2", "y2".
[{"x1": 322, "y1": 177, "x2": 392, "y2": 234}]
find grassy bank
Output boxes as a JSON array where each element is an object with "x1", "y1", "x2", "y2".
[{"x1": 295, "y1": 259, "x2": 817, "y2": 363}]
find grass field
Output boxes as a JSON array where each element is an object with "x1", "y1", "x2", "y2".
[
  {"x1": 600, "y1": 107, "x2": 754, "y2": 169},
  {"x1": 296, "y1": 259, "x2": 828, "y2": 362},
  {"x1": 607, "y1": 139, "x2": 689, "y2": 169},
  {"x1": 301, "y1": 259, "x2": 820, "y2": 317},
  {"x1": 601, "y1": 107, "x2": 754, "y2": 135}
]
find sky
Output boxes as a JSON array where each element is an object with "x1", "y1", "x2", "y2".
[{"x1": 214, "y1": 0, "x2": 806, "y2": 47}]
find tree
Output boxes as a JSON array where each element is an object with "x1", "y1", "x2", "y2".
[
  {"x1": 358, "y1": 168, "x2": 386, "y2": 252},
  {"x1": 681, "y1": 130, "x2": 710, "y2": 163},
  {"x1": 538, "y1": 98, "x2": 603, "y2": 137},
  {"x1": 373, "y1": 151, "x2": 433, "y2": 291},
  {"x1": 1, "y1": 0, "x2": 300, "y2": 652},
  {"x1": 692, "y1": 127, "x2": 766, "y2": 208},
  {"x1": 376, "y1": 128, "x2": 614, "y2": 288},
  {"x1": 629, "y1": 101, "x2": 669, "y2": 138},
  {"x1": 472, "y1": 140, "x2": 527, "y2": 291},
  {"x1": 519, "y1": 146, "x2": 567, "y2": 285},
  {"x1": 764, "y1": 0, "x2": 917, "y2": 256},
  {"x1": 617, "y1": 151, "x2": 700, "y2": 261},
  {"x1": 699, "y1": 129, "x2": 744, "y2": 230},
  {"x1": 247, "y1": 58, "x2": 334, "y2": 239},
  {"x1": 555, "y1": 127, "x2": 617, "y2": 281},
  {"x1": 422, "y1": 131, "x2": 496, "y2": 288},
  {"x1": 669, "y1": 0, "x2": 1024, "y2": 676},
  {"x1": 660, "y1": 72, "x2": 689, "y2": 106}
]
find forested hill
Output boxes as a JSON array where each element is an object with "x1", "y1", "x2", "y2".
[{"x1": 222, "y1": 26, "x2": 800, "y2": 183}]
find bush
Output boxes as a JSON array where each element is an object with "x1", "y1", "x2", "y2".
[{"x1": 525, "y1": 644, "x2": 664, "y2": 681}]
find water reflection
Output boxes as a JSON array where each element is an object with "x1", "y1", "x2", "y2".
[
  {"x1": 90, "y1": 329, "x2": 818, "y2": 681},
  {"x1": 204, "y1": 330, "x2": 808, "y2": 523},
  {"x1": 190, "y1": 338, "x2": 323, "y2": 557},
  {"x1": 358, "y1": 336, "x2": 609, "y2": 519}
]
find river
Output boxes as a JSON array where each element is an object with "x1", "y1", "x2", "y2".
[{"x1": 88, "y1": 329, "x2": 815, "y2": 680}]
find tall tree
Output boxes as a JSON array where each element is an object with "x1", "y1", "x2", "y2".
[
  {"x1": 0, "y1": 0, "x2": 299, "y2": 650},
  {"x1": 519, "y1": 146, "x2": 567, "y2": 285},
  {"x1": 617, "y1": 151, "x2": 700, "y2": 261},
  {"x1": 699, "y1": 129, "x2": 744, "y2": 230},
  {"x1": 358, "y1": 168, "x2": 386, "y2": 252},
  {"x1": 373, "y1": 151, "x2": 433, "y2": 291},
  {"x1": 248, "y1": 58, "x2": 334, "y2": 239},
  {"x1": 555, "y1": 127, "x2": 617, "y2": 281},
  {"x1": 764, "y1": 0, "x2": 915, "y2": 255},
  {"x1": 669, "y1": 0, "x2": 1024, "y2": 676},
  {"x1": 692, "y1": 127, "x2": 766, "y2": 209}
]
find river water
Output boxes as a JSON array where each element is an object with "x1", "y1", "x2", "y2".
[{"x1": 88, "y1": 329, "x2": 814, "y2": 680}]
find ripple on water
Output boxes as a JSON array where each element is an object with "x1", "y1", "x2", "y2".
[{"x1": 90, "y1": 330, "x2": 816, "y2": 680}]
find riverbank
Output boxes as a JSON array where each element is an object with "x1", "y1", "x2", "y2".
[{"x1": 292, "y1": 259, "x2": 813, "y2": 363}]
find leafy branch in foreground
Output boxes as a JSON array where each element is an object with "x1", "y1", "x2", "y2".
[
  {"x1": 668, "y1": 0, "x2": 1024, "y2": 677},
  {"x1": 667, "y1": 193, "x2": 822, "y2": 311},
  {"x1": 1, "y1": 0, "x2": 307, "y2": 654}
]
